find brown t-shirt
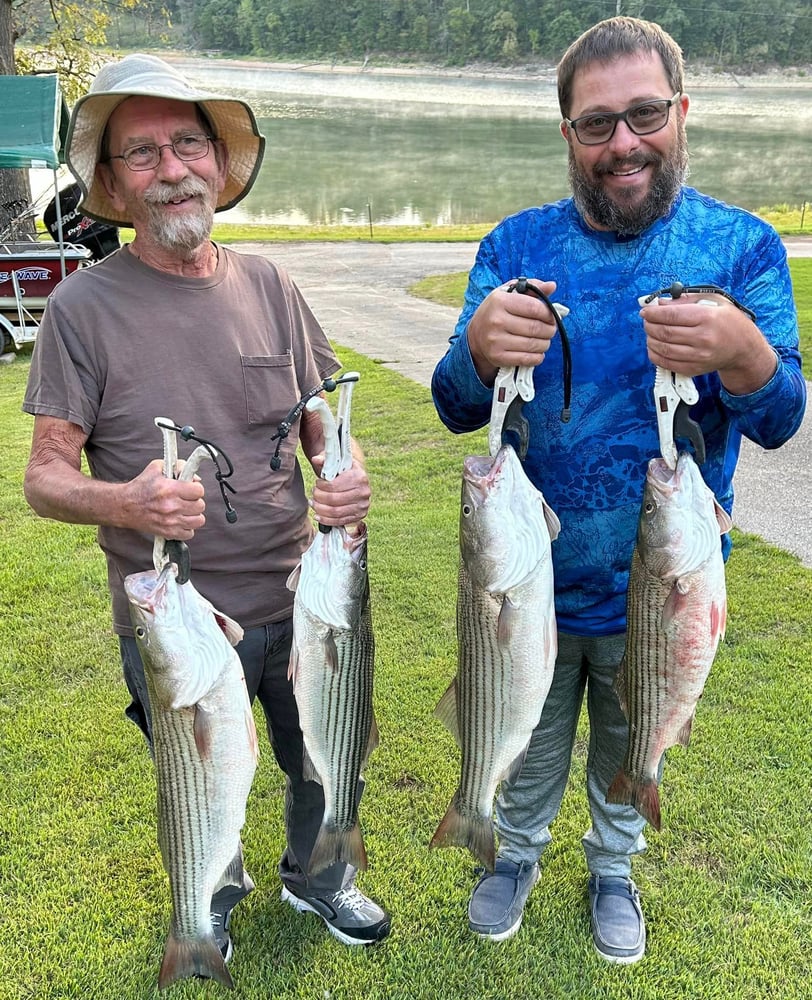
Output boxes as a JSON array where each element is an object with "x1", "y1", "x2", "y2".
[{"x1": 24, "y1": 245, "x2": 340, "y2": 635}]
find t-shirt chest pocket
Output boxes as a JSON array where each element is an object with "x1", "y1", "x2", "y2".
[{"x1": 240, "y1": 353, "x2": 297, "y2": 426}]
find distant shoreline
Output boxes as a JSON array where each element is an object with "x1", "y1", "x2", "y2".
[{"x1": 170, "y1": 51, "x2": 812, "y2": 90}]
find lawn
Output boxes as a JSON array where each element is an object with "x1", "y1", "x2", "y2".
[{"x1": 1, "y1": 350, "x2": 811, "y2": 999}]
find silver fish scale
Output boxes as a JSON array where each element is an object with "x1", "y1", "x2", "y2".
[
  {"x1": 456, "y1": 566, "x2": 513, "y2": 818},
  {"x1": 613, "y1": 546, "x2": 726, "y2": 830},
  {"x1": 147, "y1": 663, "x2": 256, "y2": 943},
  {"x1": 454, "y1": 556, "x2": 554, "y2": 822},
  {"x1": 292, "y1": 586, "x2": 376, "y2": 873},
  {"x1": 317, "y1": 610, "x2": 374, "y2": 826},
  {"x1": 153, "y1": 707, "x2": 212, "y2": 936},
  {"x1": 621, "y1": 552, "x2": 673, "y2": 784}
]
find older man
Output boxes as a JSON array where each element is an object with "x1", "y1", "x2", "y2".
[
  {"x1": 23, "y1": 54, "x2": 390, "y2": 965},
  {"x1": 431, "y1": 17, "x2": 804, "y2": 963}
]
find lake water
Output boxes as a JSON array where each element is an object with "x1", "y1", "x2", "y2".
[{"x1": 40, "y1": 58, "x2": 812, "y2": 228}]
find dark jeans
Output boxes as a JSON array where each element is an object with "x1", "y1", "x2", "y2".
[{"x1": 120, "y1": 617, "x2": 354, "y2": 891}]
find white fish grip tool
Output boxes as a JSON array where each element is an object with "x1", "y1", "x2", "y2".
[
  {"x1": 305, "y1": 372, "x2": 359, "y2": 532},
  {"x1": 488, "y1": 277, "x2": 572, "y2": 459},
  {"x1": 638, "y1": 280, "x2": 756, "y2": 469},
  {"x1": 152, "y1": 417, "x2": 238, "y2": 583}
]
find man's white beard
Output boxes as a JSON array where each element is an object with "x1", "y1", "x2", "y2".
[{"x1": 142, "y1": 177, "x2": 217, "y2": 253}]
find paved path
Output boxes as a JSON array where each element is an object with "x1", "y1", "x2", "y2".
[{"x1": 238, "y1": 237, "x2": 812, "y2": 567}]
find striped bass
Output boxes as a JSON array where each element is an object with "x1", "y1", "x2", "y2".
[
  {"x1": 287, "y1": 522, "x2": 377, "y2": 876},
  {"x1": 607, "y1": 452, "x2": 732, "y2": 830},
  {"x1": 431, "y1": 444, "x2": 560, "y2": 870},
  {"x1": 125, "y1": 564, "x2": 258, "y2": 990}
]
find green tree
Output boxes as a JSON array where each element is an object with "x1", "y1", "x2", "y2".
[{"x1": 0, "y1": 0, "x2": 149, "y2": 235}]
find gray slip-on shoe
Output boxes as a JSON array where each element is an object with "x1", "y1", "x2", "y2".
[
  {"x1": 588, "y1": 874, "x2": 646, "y2": 964},
  {"x1": 468, "y1": 858, "x2": 540, "y2": 942}
]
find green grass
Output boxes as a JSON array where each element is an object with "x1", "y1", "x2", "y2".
[
  {"x1": 1, "y1": 352, "x2": 811, "y2": 999},
  {"x1": 411, "y1": 259, "x2": 812, "y2": 379},
  {"x1": 202, "y1": 203, "x2": 810, "y2": 244}
]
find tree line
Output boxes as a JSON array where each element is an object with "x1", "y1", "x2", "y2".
[
  {"x1": 14, "y1": 0, "x2": 812, "y2": 73},
  {"x1": 166, "y1": 0, "x2": 810, "y2": 70}
]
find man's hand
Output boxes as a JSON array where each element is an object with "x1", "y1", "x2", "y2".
[
  {"x1": 310, "y1": 457, "x2": 371, "y2": 528},
  {"x1": 641, "y1": 292, "x2": 777, "y2": 395},
  {"x1": 467, "y1": 279, "x2": 560, "y2": 385}
]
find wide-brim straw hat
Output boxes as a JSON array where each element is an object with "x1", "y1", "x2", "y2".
[{"x1": 66, "y1": 53, "x2": 265, "y2": 227}]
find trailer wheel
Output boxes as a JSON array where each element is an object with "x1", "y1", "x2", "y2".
[{"x1": 1, "y1": 330, "x2": 15, "y2": 355}]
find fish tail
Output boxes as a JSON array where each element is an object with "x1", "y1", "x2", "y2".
[
  {"x1": 308, "y1": 820, "x2": 368, "y2": 877},
  {"x1": 158, "y1": 931, "x2": 233, "y2": 990},
  {"x1": 430, "y1": 796, "x2": 496, "y2": 871},
  {"x1": 606, "y1": 769, "x2": 662, "y2": 832}
]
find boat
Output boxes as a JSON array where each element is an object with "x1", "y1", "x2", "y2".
[
  {"x1": 0, "y1": 74, "x2": 96, "y2": 355},
  {"x1": 0, "y1": 238, "x2": 91, "y2": 353}
]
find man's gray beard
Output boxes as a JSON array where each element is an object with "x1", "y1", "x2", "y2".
[
  {"x1": 569, "y1": 126, "x2": 689, "y2": 236},
  {"x1": 142, "y1": 179, "x2": 217, "y2": 253}
]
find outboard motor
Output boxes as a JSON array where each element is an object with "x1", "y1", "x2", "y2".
[{"x1": 43, "y1": 182, "x2": 120, "y2": 262}]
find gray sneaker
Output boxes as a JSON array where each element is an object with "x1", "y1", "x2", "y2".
[
  {"x1": 468, "y1": 858, "x2": 540, "y2": 941},
  {"x1": 588, "y1": 875, "x2": 646, "y2": 964},
  {"x1": 281, "y1": 882, "x2": 391, "y2": 946}
]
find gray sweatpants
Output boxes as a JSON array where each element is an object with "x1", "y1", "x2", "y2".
[
  {"x1": 494, "y1": 631, "x2": 648, "y2": 878},
  {"x1": 120, "y1": 617, "x2": 355, "y2": 892}
]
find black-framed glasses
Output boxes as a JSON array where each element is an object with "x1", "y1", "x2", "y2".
[
  {"x1": 106, "y1": 133, "x2": 214, "y2": 171},
  {"x1": 565, "y1": 94, "x2": 681, "y2": 146}
]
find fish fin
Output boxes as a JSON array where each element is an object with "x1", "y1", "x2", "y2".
[
  {"x1": 193, "y1": 704, "x2": 216, "y2": 759},
  {"x1": 302, "y1": 745, "x2": 322, "y2": 785},
  {"x1": 496, "y1": 596, "x2": 518, "y2": 646},
  {"x1": 213, "y1": 845, "x2": 246, "y2": 896},
  {"x1": 501, "y1": 746, "x2": 528, "y2": 786},
  {"x1": 246, "y1": 702, "x2": 259, "y2": 763},
  {"x1": 287, "y1": 642, "x2": 299, "y2": 684},
  {"x1": 429, "y1": 794, "x2": 496, "y2": 871},
  {"x1": 364, "y1": 713, "x2": 380, "y2": 764},
  {"x1": 662, "y1": 580, "x2": 690, "y2": 628},
  {"x1": 308, "y1": 819, "x2": 368, "y2": 877},
  {"x1": 434, "y1": 680, "x2": 461, "y2": 745},
  {"x1": 614, "y1": 658, "x2": 629, "y2": 716},
  {"x1": 606, "y1": 769, "x2": 662, "y2": 832},
  {"x1": 324, "y1": 634, "x2": 340, "y2": 672},
  {"x1": 711, "y1": 598, "x2": 727, "y2": 643},
  {"x1": 676, "y1": 714, "x2": 694, "y2": 747},
  {"x1": 542, "y1": 498, "x2": 561, "y2": 542},
  {"x1": 212, "y1": 608, "x2": 244, "y2": 646},
  {"x1": 713, "y1": 499, "x2": 733, "y2": 534},
  {"x1": 286, "y1": 562, "x2": 302, "y2": 592},
  {"x1": 158, "y1": 930, "x2": 233, "y2": 991}
]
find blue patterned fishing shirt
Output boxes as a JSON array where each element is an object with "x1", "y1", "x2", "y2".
[{"x1": 431, "y1": 187, "x2": 806, "y2": 636}]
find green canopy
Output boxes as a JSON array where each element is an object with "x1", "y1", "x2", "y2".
[{"x1": 0, "y1": 74, "x2": 69, "y2": 170}]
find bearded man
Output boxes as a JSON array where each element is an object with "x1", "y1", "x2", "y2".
[
  {"x1": 431, "y1": 17, "x2": 804, "y2": 963},
  {"x1": 23, "y1": 54, "x2": 391, "y2": 975}
]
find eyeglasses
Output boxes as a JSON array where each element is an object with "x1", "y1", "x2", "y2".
[
  {"x1": 106, "y1": 133, "x2": 214, "y2": 171},
  {"x1": 565, "y1": 94, "x2": 681, "y2": 146}
]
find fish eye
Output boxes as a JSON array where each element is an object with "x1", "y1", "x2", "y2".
[
  {"x1": 644, "y1": 501, "x2": 656, "y2": 515},
  {"x1": 135, "y1": 626, "x2": 146, "y2": 638},
  {"x1": 462, "y1": 503, "x2": 473, "y2": 517},
  {"x1": 359, "y1": 558, "x2": 367, "y2": 571}
]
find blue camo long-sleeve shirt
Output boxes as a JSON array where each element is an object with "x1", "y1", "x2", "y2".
[{"x1": 431, "y1": 187, "x2": 806, "y2": 636}]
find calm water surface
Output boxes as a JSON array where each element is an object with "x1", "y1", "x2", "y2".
[{"x1": 87, "y1": 59, "x2": 812, "y2": 227}]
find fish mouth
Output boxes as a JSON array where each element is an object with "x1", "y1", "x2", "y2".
[
  {"x1": 646, "y1": 456, "x2": 680, "y2": 496},
  {"x1": 124, "y1": 562, "x2": 176, "y2": 610},
  {"x1": 463, "y1": 444, "x2": 515, "y2": 487}
]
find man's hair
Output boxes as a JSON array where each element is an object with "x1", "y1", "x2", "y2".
[{"x1": 557, "y1": 17, "x2": 685, "y2": 119}]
